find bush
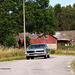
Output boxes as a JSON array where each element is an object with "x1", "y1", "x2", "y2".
[
  {"x1": 3, "y1": 35, "x2": 17, "y2": 47},
  {"x1": 57, "y1": 46, "x2": 75, "y2": 50},
  {"x1": 26, "y1": 36, "x2": 30, "y2": 47},
  {"x1": 51, "y1": 49, "x2": 55, "y2": 54}
]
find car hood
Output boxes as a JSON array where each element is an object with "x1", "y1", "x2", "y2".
[{"x1": 26, "y1": 48, "x2": 45, "y2": 51}]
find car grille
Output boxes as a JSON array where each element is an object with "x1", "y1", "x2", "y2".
[
  {"x1": 27, "y1": 50, "x2": 44, "y2": 53},
  {"x1": 27, "y1": 51, "x2": 35, "y2": 53},
  {"x1": 36, "y1": 50, "x2": 44, "y2": 52}
]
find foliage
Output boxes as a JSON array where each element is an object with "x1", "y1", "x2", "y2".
[
  {"x1": 0, "y1": 46, "x2": 25, "y2": 62},
  {"x1": 55, "y1": 50, "x2": 75, "y2": 56},
  {"x1": 54, "y1": 4, "x2": 61, "y2": 19},
  {"x1": 72, "y1": 60, "x2": 75, "y2": 71},
  {"x1": 0, "y1": 0, "x2": 57, "y2": 47},
  {"x1": 3, "y1": 35, "x2": 17, "y2": 47},
  {"x1": 0, "y1": 46, "x2": 25, "y2": 58},
  {"x1": 0, "y1": 0, "x2": 4, "y2": 4},
  {"x1": 26, "y1": 36, "x2": 30, "y2": 47},
  {"x1": 0, "y1": 0, "x2": 23, "y2": 46},
  {"x1": 57, "y1": 46, "x2": 75, "y2": 50},
  {"x1": 50, "y1": 4, "x2": 75, "y2": 31},
  {"x1": 25, "y1": 0, "x2": 57, "y2": 35},
  {"x1": 55, "y1": 46, "x2": 75, "y2": 55},
  {"x1": 51, "y1": 49, "x2": 55, "y2": 54}
]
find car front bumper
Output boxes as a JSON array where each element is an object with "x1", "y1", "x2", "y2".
[{"x1": 25, "y1": 53, "x2": 47, "y2": 57}]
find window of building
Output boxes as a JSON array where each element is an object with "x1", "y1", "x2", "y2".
[{"x1": 45, "y1": 35, "x2": 48, "y2": 39}]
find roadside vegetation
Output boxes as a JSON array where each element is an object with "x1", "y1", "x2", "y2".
[
  {"x1": 72, "y1": 60, "x2": 75, "y2": 71},
  {"x1": 56, "y1": 46, "x2": 75, "y2": 56},
  {"x1": 57, "y1": 46, "x2": 75, "y2": 51},
  {"x1": 0, "y1": 46, "x2": 25, "y2": 62},
  {"x1": 51, "y1": 46, "x2": 75, "y2": 56},
  {"x1": 51, "y1": 46, "x2": 75, "y2": 71},
  {"x1": 0, "y1": 45, "x2": 75, "y2": 62}
]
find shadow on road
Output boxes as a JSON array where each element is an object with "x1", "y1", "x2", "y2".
[{"x1": 28, "y1": 56, "x2": 56, "y2": 60}]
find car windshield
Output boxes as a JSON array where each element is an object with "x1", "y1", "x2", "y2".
[{"x1": 29, "y1": 44, "x2": 46, "y2": 49}]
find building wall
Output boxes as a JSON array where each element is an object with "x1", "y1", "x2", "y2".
[
  {"x1": 30, "y1": 35, "x2": 57, "y2": 49},
  {"x1": 38, "y1": 35, "x2": 57, "y2": 49},
  {"x1": 38, "y1": 35, "x2": 57, "y2": 44},
  {"x1": 46, "y1": 44, "x2": 57, "y2": 50}
]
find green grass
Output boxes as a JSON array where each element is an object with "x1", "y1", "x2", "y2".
[
  {"x1": 0, "y1": 46, "x2": 26, "y2": 62},
  {"x1": 55, "y1": 50, "x2": 75, "y2": 56},
  {"x1": 0, "y1": 46, "x2": 75, "y2": 62},
  {"x1": 72, "y1": 60, "x2": 75, "y2": 71},
  {"x1": 0, "y1": 56, "x2": 26, "y2": 62},
  {"x1": 54, "y1": 46, "x2": 75, "y2": 56},
  {"x1": 57, "y1": 46, "x2": 75, "y2": 50}
]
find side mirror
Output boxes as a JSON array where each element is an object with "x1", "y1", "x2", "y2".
[{"x1": 47, "y1": 47, "x2": 50, "y2": 50}]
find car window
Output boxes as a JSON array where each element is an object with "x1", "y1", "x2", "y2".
[{"x1": 29, "y1": 44, "x2": 46, "y2": 49}]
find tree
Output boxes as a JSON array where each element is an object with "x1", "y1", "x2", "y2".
[
  {"x1": 54, "y1": 4, "x2": 61, "y2": 19},
  {"x1": 73, "y1": 3, "x2": 75, "y2": 8},
  {"x1": 0, "y1": 0, "x2": 4, "y2": 4},
  {"x1": 0, "y1": 0, "x2": 58, "y2": 47},
  {"x1": 25, "y1": 0, "x2": 57, "y2": 35},
  {"x1": 48, "y1": 5, "x2": 54, "y2": 11},
  {"x1": 26, "y1": 36, "x2": 30, "y2": 47},
  {"x1": 36, "y1": 0, "x2": 49, "y2": 8},
  {"x1": 3, "y1": 35, "x2": 17, "y2": 47},
  {"x1": 53, "y1": 4, "x2": 75, "y2": 31},
  {"x1": 0, "y1": 0, "x2": 23, "y2": 46}
]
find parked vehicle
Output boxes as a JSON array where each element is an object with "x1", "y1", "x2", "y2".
[{"x1": 25, "y1": 44, "x2": 50, "y2": 59}]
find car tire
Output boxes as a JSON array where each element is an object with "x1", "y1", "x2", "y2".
[
  {"x1": 26, "y1": 56, "x2": 30, "y2": 60},
  {"x1": 31, "y1": 57, "x2": 34, "y2": 59},
  {"x1": 47, "y1": 55, "x2": 50, "y2": 58},
  {"x1": 44, "y1": 55, "x2": 47, "y2": 59}
]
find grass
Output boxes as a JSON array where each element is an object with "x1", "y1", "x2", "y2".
[
  {"x1": 0, "y1": 45, "x2": 75, "y2": 62},
  {"x1": 56, "y1": 46, "x2": 75, "y2": 55},
  {"x1": 57, "y1": 46, "x2": 75, "y2": 51},
  {"x1": 72, "y1": 60, "x2": 75, "y2": 71},
  {"x1": 55, "y1": 50, "x2": 75, "y2": 56},
  {"x1": 51, "y1": 46, "x2": 75, "y2": 55},
  {"x1": 0, "y1": 46, "x2": 26, "y2": 62},
  {"x1": 0, "y1": 56, "x2": 26, "y2": 62}
]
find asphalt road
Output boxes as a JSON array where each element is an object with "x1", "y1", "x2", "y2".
[{"x1": 0, "y1": 55, "x2": 75, "y2": 75}]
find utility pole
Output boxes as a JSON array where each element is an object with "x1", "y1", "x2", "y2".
[{"x1": 23, "y1": 0, "x2": 26, "y2": 51}]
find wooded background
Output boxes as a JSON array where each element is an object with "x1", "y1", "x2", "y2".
[{"x1": 0, "y1": 0, "x2": 75, "y2": 47}]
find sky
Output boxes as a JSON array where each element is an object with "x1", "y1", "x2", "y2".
[{"x1": 49, "y1": 0, "x2": 75, "y2": 7}]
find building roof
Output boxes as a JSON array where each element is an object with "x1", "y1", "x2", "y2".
[
  {"x1": 54, "y1": 30, "x2": 75, "y2": 41},
  {"x1": 16, "y1": 32, "x2": 43, "y2": 41},
  {"x1": 16, "y1": 30, "x2": 75, "y2": 41}
]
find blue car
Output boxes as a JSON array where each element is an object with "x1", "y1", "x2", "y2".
[{"x1": 25, "y1": 44, "x2": 50, "y2": 59}]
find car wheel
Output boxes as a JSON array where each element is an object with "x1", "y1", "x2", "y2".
[
  {"x1": 31, "y1": 57, "x2": 34, "y2": 59},
  {"x1": 47, "y1": 55, "x2": 50, "y2": 58},
  {"x1": 44, "y1": 55, "x2": 47, "y2": 59},
  {"x1": 26, "y1": 56, "x2": 30, "y2": 60}
]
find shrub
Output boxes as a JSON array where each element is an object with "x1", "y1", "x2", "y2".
[
  {"x1": 57, "y1": 46, "x2": 75, "y2": 50},
  {"x1": 3, "y1": 35, "x2": 17, "y2": 47},
  {"x1": 26, "y1": 36, "x2": 30, "y2": 47},
  {"x1": 51, "y1": 49, "x2": 55, "y2": 54}
]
